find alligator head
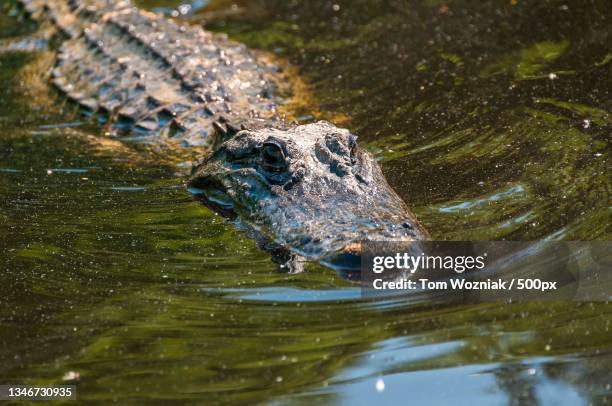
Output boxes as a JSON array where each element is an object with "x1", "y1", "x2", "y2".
[{"x1": 189, "y1": 121, "x2": 428, "y2": 273}]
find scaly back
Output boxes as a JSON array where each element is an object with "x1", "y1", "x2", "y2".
[{"x1": 18, "y1": 0, "x2": 283, "y2": 146}]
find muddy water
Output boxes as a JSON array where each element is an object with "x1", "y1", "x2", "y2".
[{"x1": 0, "y1": 0, "x2": 610, "y2": 404}]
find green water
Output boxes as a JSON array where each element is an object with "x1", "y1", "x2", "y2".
[{"x1": 1, "y1": 0, "x2": 611, "y2": 404}]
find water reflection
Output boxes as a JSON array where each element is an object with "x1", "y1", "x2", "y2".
[{"x1": 0, "y1": 0, "x2": 610, "y2": 404}]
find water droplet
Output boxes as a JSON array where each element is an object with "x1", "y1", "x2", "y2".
[
  {"x1": 583, "y1": 119, "x2": 591, "y2": 128},
  {"x1": 527, "y1": 368, "x2": 537, "y2": 376}
]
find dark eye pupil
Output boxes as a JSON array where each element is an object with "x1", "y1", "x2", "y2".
[{"x1": 263, "y1": 144, "x2": 284, "y2": 165}]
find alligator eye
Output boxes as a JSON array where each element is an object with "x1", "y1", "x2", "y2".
[{"x1": 262, "y1": 142, "x2": 286, "y2": 172}]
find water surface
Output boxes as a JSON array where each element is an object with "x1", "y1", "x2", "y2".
[{"x1": 1, "y1": 0, "x2": 611, "y2": 404}]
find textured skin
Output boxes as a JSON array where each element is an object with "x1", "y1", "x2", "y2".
[
  {"x1": 190, "y1": 122, "x2": 429, "y2": 269},
  {"x1": 18, "y1": 0, "x2": 428, "y2": 269},
  {"x1": 19, "y1": 0, "x2": 282, "y2": 146}
]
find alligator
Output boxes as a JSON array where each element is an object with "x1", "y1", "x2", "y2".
[{"x1": 15, "y1": 0, "x2": 428, "y2": 273}]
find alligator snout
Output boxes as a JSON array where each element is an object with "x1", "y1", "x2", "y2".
[{"x1": 189, "y1": 121, "x2": 428, "y2": 271}]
